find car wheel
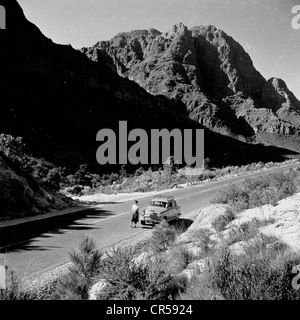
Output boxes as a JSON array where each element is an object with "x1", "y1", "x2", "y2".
[{"x1": 141, "y1": 220, "x2": 145, "y2": 225}]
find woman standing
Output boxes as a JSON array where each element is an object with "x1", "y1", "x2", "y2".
[{"x1": 130, "y1": 200, "x2": 139, "y2": 228}]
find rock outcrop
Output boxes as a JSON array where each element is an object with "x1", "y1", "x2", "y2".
[
  {"x1": 231, "y1": 193, "x2": 300, "y2": 252},
  {"x1": 176, "y1": 192, "x2": 300, "y2": 256}
]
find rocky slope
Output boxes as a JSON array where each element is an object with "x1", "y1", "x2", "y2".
[
  {"x1": 84, "y1": 23, "x2": 300, "y2": 152},
  {"x1": 0, "y1": 0, "x2": 194, "y2": 171},
  {"x1": 0, "y1": 152, "x2": 72, "y2": 220}
]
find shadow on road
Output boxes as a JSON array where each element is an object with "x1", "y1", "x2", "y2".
[
  {"x1": 76, "y1": 200, "x2": 125, "y2": 205},
  {"x1": 0, "y1": 207, "x2": 115, "y2": 250}
]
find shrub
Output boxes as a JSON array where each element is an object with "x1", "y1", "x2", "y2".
[
  {"x1": 188, "y1": 228, "x2": 216, "y2": 255},
  {"x1": 149, "y1": 220, "x2": 177, "y2": 253},
  {"x1": 226, "y1": 223, "x2": 256, "y2": 246},
  {"x1": 226, "y1": 217, "x2": 276, "y2": 246},
  {"x1": 269, "y1": 171, "x2": 297, "y2": 199},
  {"x1": 178, "y1": 272, "x2": 224, "y2": 300},
  {"x1": 212, "y1": 208, "x2": 236, "y2": 232},
  {"x1": 179, "y1": 233, "x2": 297, "y2": 300},
  {"x1": 134, "y1": 167, "x2": 145, "y2": 177},
  {"x1": 164, "y1": 245, "x2": 194, "y2": 275},
  {"x1": 242, "y1": 233, "x2": 289, "y2": 261},
  {"x1": 212, "y1": 183, "x2": 249, "y2": 211},
  {"x1": 41, "y1": 167, "x2": 63, "y2": 190},
  {"x1": 66, "y1": 164, "x2": 94, "y2": 188},
  {"x1": 205, "y1": 236, "x2": 299, "y2": 300},
  {"x1": 0, "y1": 269, "x2": 28, "y2": 300},
  {"x1": 212, "y1": 170, "x2": 299, "y2": 212},
  {"x1": 51, "y1": 235, "x2": 102, "y2": 300},
  {"x1": 97, "y1": 247, "x2": 187, "y2": 300},
  {"x1": 198, "y1": 171, "x2": 217, "y2": 182}
]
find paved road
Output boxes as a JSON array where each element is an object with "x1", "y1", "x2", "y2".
[{"x1": 0, "y1": 162, "x2": 299, "y2": 279}]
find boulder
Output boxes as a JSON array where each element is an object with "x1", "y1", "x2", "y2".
[
  {"x1": 178, "y1": 258, "x2": 209, "y2": 282},
  {"x1": 89, "y1": 279, "x2": 108, "y2": 300},
  {"x1": 176, "y1": 204, "x2": 230, "y2": 244}
]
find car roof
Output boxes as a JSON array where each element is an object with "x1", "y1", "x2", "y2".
[{"x1": 151, "y1": 195, "x2": 175, "y2": 202}]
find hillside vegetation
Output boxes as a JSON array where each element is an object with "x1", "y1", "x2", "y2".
[
  {"x1": 3, "y1": 167, "x2": 300, "y2": 300},
  {"x1": 1, "y1": 132, "x2": 298, "y2": 220}
]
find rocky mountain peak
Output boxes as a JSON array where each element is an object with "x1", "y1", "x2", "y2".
[
  {"x1": 166, "y1": 22, "x2": 190, "y2": 38},
  {"x1": 262, "y1": 77, "x2": 300, "y2": 125},
  {"x1": 191, "y1": 24, "x2": 266, "y2": 98},
  {"x1": 262, "y1": 78, "x2": 290, "y2": 110},
  {"x1": 270, "y1": 77, "x2": 289, "y2": 91},
  {"x1": 191, "y1": 24, "x2": 225, "y2": 41},
  {"x1": 84, "y1": 22, "x2": 300, "y2": 153}
]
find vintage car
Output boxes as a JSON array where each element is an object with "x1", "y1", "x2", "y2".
[{"x1": 140, "y1": 195, "x2": 181, "y2": 226}]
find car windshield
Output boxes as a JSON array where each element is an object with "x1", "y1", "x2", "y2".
[{"x1": 150, "y1": 200, "x2": 168, "y2": 208}]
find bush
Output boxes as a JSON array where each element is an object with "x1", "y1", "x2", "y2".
[
  {"x1": 269, "y1": 170, "x2": 297, "y2": 199},
  {"x1": 205, "y1": 237, "x2": 299, "y2": 300},
  {"x1": 212, "y1": 183, "x2": 249, "y2": 211},
  {"x1": 97, "y1": 247, "x2": 186, "y2": 300},
  {"x1": 149, "y1": 220, "x2": 177, "y2": 253},
  {"x1": 226, "y1": 217, "x2": 276, "y2": 246},
  {"x1": 242, "y1": 233, "x2": 289, "y2": 261},
  {"x1": 179, "y1": 232, "x2": 297, "y2": 300},
  {"x1": 212, "y1": 208, "x2": 236, "y2": 232},
  {"x1": 212, "y1": 170, "x2": 299, "y2": 212},
  {"x1": 167, "y1": 245, "x2": 194, "y2": 274},
  {"x1": 52, "y1": 235, "x2": 102, "y2": 300},
  {"x1": 198, "y1": 171, "x2": 217, "y2": 182},
  {"x1": 179, "y1": 274, "x2": 225, "y2": 300},
  {"x1": 134, "y1": 167, "x2": 145, "y2": 177},
  {"x1": 0, "y1": 269, "x2": 28, "y2": 300},
  {"x1": 188, "y1": 228, "x2": 216, "y2": 255}
]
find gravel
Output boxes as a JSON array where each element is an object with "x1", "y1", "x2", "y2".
[{"x1": 22, "y1": 262, "x2": 72, "y2": 300}]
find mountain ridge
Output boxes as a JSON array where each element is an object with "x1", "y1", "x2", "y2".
[{"x1": 83, "y1": 22, "x2": 300, "y2": 152}]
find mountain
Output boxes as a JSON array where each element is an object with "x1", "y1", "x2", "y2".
[
  {"x1": 83, "y1": 23, "x2": 300, "y2": 152},
  {"x1": 0, "y1": 0, "x2": 298, "y2": 178}
]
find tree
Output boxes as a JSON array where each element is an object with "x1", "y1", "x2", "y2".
[
  {"x1": 119, "y1": 165, "x2": 127, "y2": 179},
  {"x1": 52, "y1": 235, "x2": 102, "y2": 300},
  {"x1": 203, "y1": 158, "x2": 211, "y2": 170},
  {"x1": 72, "y1": 164, "x2": 92, "y2": 186}
]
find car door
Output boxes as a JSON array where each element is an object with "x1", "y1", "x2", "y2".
[
  {"x1": 167, "y1": 200, "x2": 175, "y2": 220},
  {"x1": 173, "y1": 200, "x2": 179, "y2": 216}
]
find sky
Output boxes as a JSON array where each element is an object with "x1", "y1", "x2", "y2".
[{"x1": 18, "y1": 0, "x2": 300, "y2": 100}]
